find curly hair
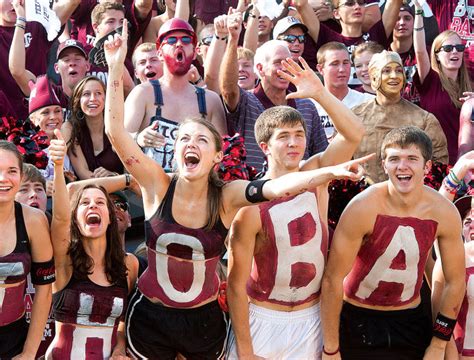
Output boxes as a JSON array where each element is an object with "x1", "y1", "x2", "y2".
[{"x1": 68, "y1": 184, "x2": 127, "y2": 284}]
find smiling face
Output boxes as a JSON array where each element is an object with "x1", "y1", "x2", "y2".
[
  {"x1": 353, "y1": 50, "x2": 373, "y2": 87},
  {"x1": 134, "y1": 49, "x2": 163, "y2": 82},
  {"x1": 80, "y1": 80, "x2": 105, "y2": 117},
  {"x1": 435, "y1": 33, "x2": 464, "y2": 73},
  {"x1": 258, "y1": 45, "x2": 291, "y2": 91},
  {"x1": 238, "y1": 57, "x2": 257, "y2": 90},
  {"x1": 15, "y1": 181, "x2": 47, "y2": 212},
  {"x1": 55, "y1": 48, "x2": 90, "y2": 91},
  {"x1": 175, "y1": 121, "x2": 223, "y2": 179},
  {"x1": 463, "y1": 209, "x2": 474, "y2": 242},
  {"x1": 318, "y1": 49, "x2": 351, "y2": 90},
  {"x1": 75, "y1": 188, "x2": 111, "y2": 238},
  {"x1": 0, "y1": 149, "x2": 22, "y2": 204},
  {"x1": 383, "y1": 145, "x2": 430, "y2": 194},
  {"x1": 109, "y1": 194, "x2": 131, "y2": 235},
  {"x1": 393, "y1": 10, "x2": 414, "y2": 40},
  {"x1": 30, "y1": 105, "x2": 63, "y2": 139},
  {"x1": 261, "y1": 123, "x2": 306, "y2": 171},
  {"x1": 378, "y1": 62, "x2": 404, "y2": 96},
  {"x1": 258, "y1": 16, "x2": 273, "y2": 38},
  {"x1": 279, "y1": 27, "x2": 305, "y2": 60}
]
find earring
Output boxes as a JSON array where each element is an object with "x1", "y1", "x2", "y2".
[{"x1": 77, "y1": 110, "x2": 85, "y2": 120}]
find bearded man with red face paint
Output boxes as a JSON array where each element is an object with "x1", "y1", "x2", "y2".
[
  {"x1": 124, "y1": 18, "x2": 227, "y2": 172},
  {"x1": 321, "y1": 126, "x2": 466, "y2": 360}
]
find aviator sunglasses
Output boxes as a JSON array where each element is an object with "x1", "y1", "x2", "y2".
[
  {"x1": 435, "y1": 44, "x2": 466, "y2": 53},
  {"x1": 162, "y1": 35, "x2": 193, "y2": 46},
  {"x1": 337, "y1": 0, "x2": 366, "y2": 7},
  {"x1": 278, "y1": 34, "x2": 305, "y2": 44}
]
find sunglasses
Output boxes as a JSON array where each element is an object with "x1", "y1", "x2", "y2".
[
  {"x1": 338, "y1": 0, "x2": 366, "y2": 7},
  {"x1": 435, "y1": 44, "x2": 466, "y2": 53},
  {"x1": 278, "y1": 34, "x2": 305, "y2": 44},
  {"x1": 200, "y1": 35, "x2": 213, "y2": 46},
  {"x1": 162, "y1": 35, "x2": 193, "y2": 46},
  {"x1": 113, "y1": 200, "x2": 129, "y2": 212}
]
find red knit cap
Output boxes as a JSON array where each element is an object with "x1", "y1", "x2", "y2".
[{"x1": 28, "y1": 76, "x2": 61, "y2": 115}]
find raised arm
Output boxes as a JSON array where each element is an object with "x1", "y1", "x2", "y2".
[
  {"x1": 381, "y1": 0, "x2": 403, "y2": 37},
  {"x1": 52, "y1": 0, "x2": 81, "y2": 25},
  {"x1": 243, "y1": 2, "x2": 259, "y2": 53},
  {"x1": 174, "y1": 0, "x2": 190, "y2": 21},
  {"x1": 220, "y1": 10, "x2": 243, "y2": 112},
  {"x1": 362, "y1": 2, "x2": 381, "y2": 33},
  {"x1": 439, "y1": 151, "x2": 474, "y2": 201},
  {"x1": 294, "y1": 0, "x2": 321, "y2": 44},
  {"x1": 10, "y1": 0, "x2": 35, "y2": 96},
  {"x1": 49, "y1": 130, "x2": 73, "y2": 287},
  {"x1": 279, "y1": 57, "x2": 365, "y2": 169},
  {"x1": 413, "y1": 0, "x2": 430, "y2": 84},
  {"x1": 321, "y1": 195, "x2": 371, "y2": 359},
  {"x1": 104, "y1": 21, "x2": 170, "y2": 207},
  {"x1": 459, "y1": 99, "x2": 474, "y2": 157},
  {"x1": 203, "y1": 12, "x2": 232, "y2": 93},
  {"x1": 227, "y1": 206, "x2": 262, "y2": 359}
]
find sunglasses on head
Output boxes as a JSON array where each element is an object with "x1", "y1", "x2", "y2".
[
  {"x1": 278, "y1": 34, "x2": 305, "y2": 44},
  {"x1": 435, "y1": 44, "x2": 466, "y2": 53},
  {"x1": 338, "y1": 0, "x2": 366, "y2": 7},
  {"x1": 200, "y1": 35, "x2": 213, "y2": 46},
  {"x1": 113, "y1": 200, "x2": 129, "y2": 212},
  {"x1": 162, "y1": 35, "x2": 193, "y2": 46}
]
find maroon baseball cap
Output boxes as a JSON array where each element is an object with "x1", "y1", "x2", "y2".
[
  {"x1": 57, "y1": 39, "x2": 87, "y2": 60},
  {"x1": 455, "y1": 195, "x2": 474, "y2": 220},
  {"x1": 28, "y1": 76, "x2": 61, "y2": 115}
]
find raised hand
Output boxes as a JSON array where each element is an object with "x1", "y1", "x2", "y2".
[
  {"x1": 104, "y1": 19, "x2": 128, "y2": 67},
  {"x1": 12, "y1": 0, "x2": 25, "y2": 18},
  {"x1": 214, "y1": 13, "x2": 229, "y2": 39},
  {"x1": 330, "y1": 154, "x2": 375, "y2": 181},
  {"x1": 136, "y1": 121, "x2": 166, "y2": 149},
  {"x1": 227, "y1": 8, "x2": 243, "y2": 40},
  {"x1": 49, "y1": 129, "x2": 67, "y2": 166},
  {"x1": 278, "y1": 57, "x2": 325, "y2": 101}
]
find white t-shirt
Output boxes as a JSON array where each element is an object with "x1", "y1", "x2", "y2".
[{"x1": 312, "y1": 88, "x2": 374, "y2": 139}]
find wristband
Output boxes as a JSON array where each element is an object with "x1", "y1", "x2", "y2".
[
  {"x1": 15, "y1": 23, "x2": 25, "y2": 30},
  {"x1": 449, "y1": 169, "x2": 461, "y2": 184},
  {"x1": 17, "y1": 16, "x2": 26, "y2": 23},
  {"x1": 125, "y1": 173, "x2": 131, "y2": 189},
  {"x1": 215, "y1": 34, "x2": 228, "y2": 41},
  {"x1": 248, "y1": 12, "x2": 257, "y2": 18},
  {"x1": 245, "y1": 179, "x2": 270, "y2": 203},
  {"x1": 413, "y1": 26, "x2": 424, "y2": 32},
  {"x1": 323, "y1": 346, "x2": 340, "y2": 356},
  {"x1": 433, "y1": 312, "x2": 456, "y2": 341},
  {"x1": 415, "y1": 9, "x2": 424, "y2": 15},
  {"x1": 31, "y1": 258, "x2": 55, "y2": 285}
]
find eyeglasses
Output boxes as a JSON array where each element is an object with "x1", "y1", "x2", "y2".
[
  {"x1": 435, "y1": 44, "x2": 466, "y2": 53},
  {"x1": 162, "y1": 35, "x2": 193, "y2": 46},
  {"x1": 200, "y1": 35, "x2": 213, "y2": 46},
  {"x1": 278, "y1": 34, "x2": 305, "y2": 44},
  {"x1": 338, "y1": 0, "x2": 366, "y2": 7},
  {"x1": 113, "y1": 200, "x2": 129, "y2": 212}
]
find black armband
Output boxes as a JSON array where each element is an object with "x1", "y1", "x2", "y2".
[
  {"x1": 245, "y1": 179, "x2": 271, "y2": 203},
  {"x1": 31, "y1": 258, "x2": 55, "y2": 285},
  {"x1": 433, "y1": 312, "x2": 456, "y2": 341}
]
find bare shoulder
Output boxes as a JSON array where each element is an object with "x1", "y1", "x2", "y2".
[
  {"x1": 125, "y1": 252, "x2": 139, "y2": 272},
  {"x1": 230, "y1": 205, "x2": 262, "y2": 242},
  {"x1": 205, "y1": 88, "x2": 224, "y2": 107},
  {"x1": 423, "y1": 186, "x2": 460, "y2": 224},
  {"x1": 22, "y1": 205, "x2": 49, "y2": 230},
  {"x1": 127, "y1": 81, "x2": 154, "y2": 100}
]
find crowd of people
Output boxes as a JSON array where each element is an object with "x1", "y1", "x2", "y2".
[{"x1": 1, "y1": 0, "x2": 474, "y2": 359}]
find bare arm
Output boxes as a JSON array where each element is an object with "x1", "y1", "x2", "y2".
[
  {"x1": 206, "y1": 90, "x2": 228, "y2": 135},
  {"x1": 243, "y1": 4, "x2": 259, "y2": 53},
  {"x1": 174, "y1": 0, "x2": 190, "y2": 21},
  {"x1": 67, "y1": 173, "x2": 132, "y2": 200},
  {"x1": 413, "y1": 0, "x2": 430, "y2": 84},
  {"x1": 124, "y1": 84, "x2": 149, "y2": 133},
  {"x1": 52, "y1": 0, "x2": 81, "y2": 25},
  {"x1": 227, "y1": 206, "x2": 261, "y2": 358},
  {"x1": 294, "y1": 0, "x2": 320, "y2": 44},
  {"x1": 104, "y1": 21, "x2": 170, "y2": 208},
  {"x1": 220, "y1": 12, "x2": 242, "y2": 112},
  {"x1": 381, "y1": 0, "x2": 403, "y2": 37},
  {"x1": 68, "y1": 144, "x2": 94, "y2": 180},
  {"x1": 321, "y1": 195, "x2": 370, "y2": 357},
  {"x1": 279, "y1": 58, "x2": 365, "y2": 169},
  {"x1": 458, "y1": 100, "x2": 474, "y2": 157},
  {"x1": 439, "y1": 151, "x2": 474, "y2": 201},
  {"x1": 362, "y1": 3, "x2": 381, "y2": 33},
  {"x1": 10, "y1": 0, "x2": 35, "y2": 96}
]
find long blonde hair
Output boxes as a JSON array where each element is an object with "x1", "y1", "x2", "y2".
[{"x1": 431, "y1": 30, "x2": 471, "y2": 108}]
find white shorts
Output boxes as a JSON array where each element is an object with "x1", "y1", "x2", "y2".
[{"x1": 227, "y1": 302, "x2": 322, "y2": 359}]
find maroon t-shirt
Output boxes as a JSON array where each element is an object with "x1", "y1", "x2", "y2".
[
  {"x1": 427, "y1": 0, "x2": 474, "y2": 80},
  {"x1": 413, "y1": 68, "x2": 460, "y2": 164},
  {"x1": 194, "y1": 0, "x2": 238, "y2": 25},
  {"x1": 398, "y1": 47, "x2": 420, "y2": 105},
  {"x1": 0, "y1": 90, "x2": 16, "y2": 118},
  {"x1": 70, "y1": 0, "x2": 151, "y2": 77},
  {"x1": 0, "y1": 22, "x2": 54, "y2": 120}
]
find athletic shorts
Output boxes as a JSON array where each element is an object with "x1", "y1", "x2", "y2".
[
  {"x1": 227, "y1": 303, "x2": 322, "y2": 360},
  {"x1": 340, "y1": 302, "x2": 432, "y2": 360},
  {"x1": 126, "y1": 288, "x2": 229, "y2": 359},
  {"x1": 0, "y1": 316, "x2": 28, "y2": 358}
]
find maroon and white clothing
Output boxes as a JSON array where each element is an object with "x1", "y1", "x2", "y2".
[
  {"x1": 47, "y1": 275, "x2": 127, "y2": 359},
  {"x1": 454, "y1": 245, "x2": 474, "y2": 357},
  {"x1": 247, "y1": 191, "x2": 328, "y2": 307},
  {"x1": 137, "y1": 176, "x2": 227, "y2": 308},
  {"x1": 0, "y1": 22, "x2": 55, "y2": 119},
  {"x1": 344, "y1": 215, "x2": 438, "y2": 307}
]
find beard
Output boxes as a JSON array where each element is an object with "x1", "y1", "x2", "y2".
[{"x1": 162, "y1": 50, "x2": 193, "y2": 76}]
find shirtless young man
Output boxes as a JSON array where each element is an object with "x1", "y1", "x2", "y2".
[
  {"x1": 321, "y1": 126, "x2": 466, "y2": 360},
  {"x1": 124, "y1": 18, "x2": 226, "y2": 172},
  {"x1": 226, "y1": 58, "x2": 365, "y2": 359}
]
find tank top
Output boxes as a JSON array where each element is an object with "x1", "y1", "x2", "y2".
[
  {"x1": 137, "y1": 176, "x2": 227, "y2": 307},
  {"x1": 143, "y1": 80, "x2": 207, "y2": 172},
  {"x1": 344, "y1": 215, "x2": 438, "y2": 307},
  {"x1": 0, "y1": 202, "x2": 31, "y2": 326},
  {"x1": 247, "y1": 191, "x2": 328, "y2": 306}
]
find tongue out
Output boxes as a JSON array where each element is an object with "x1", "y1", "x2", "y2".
[{"x1": 185, "y1": 154, "x2": 200, "y2": 169}]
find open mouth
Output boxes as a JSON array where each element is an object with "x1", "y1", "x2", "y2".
[
  {"x1": 0, "y1": 186, "x2": 12, "y2": 193},
  {"x1": 46, "y1": 122, "x2": 60, "y2": 130},
  {"x1": 184, "y1": 152, "x2": 200, "y2": 169},
  {"x1": 69, "y1": 70, "x2": 78, "y2": 76},
  {"x1": 396, "y1": 175, "x2": 412, "y2": 182},
  {"x1": 86, "y1": 213, "x2": 102, "y2": 226},
  {"x1": 238, "y1": 75, "x2": 248, "y2": 81},
  {"x1": 175, "y1": 49, "x2": 185, "y2": 63},
  {"x1": 29, "y1": 201, "x2": 39, "y2": 208},
  {"x1": 145, "y1": 71, "x2": 157, "y2": 78}
]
